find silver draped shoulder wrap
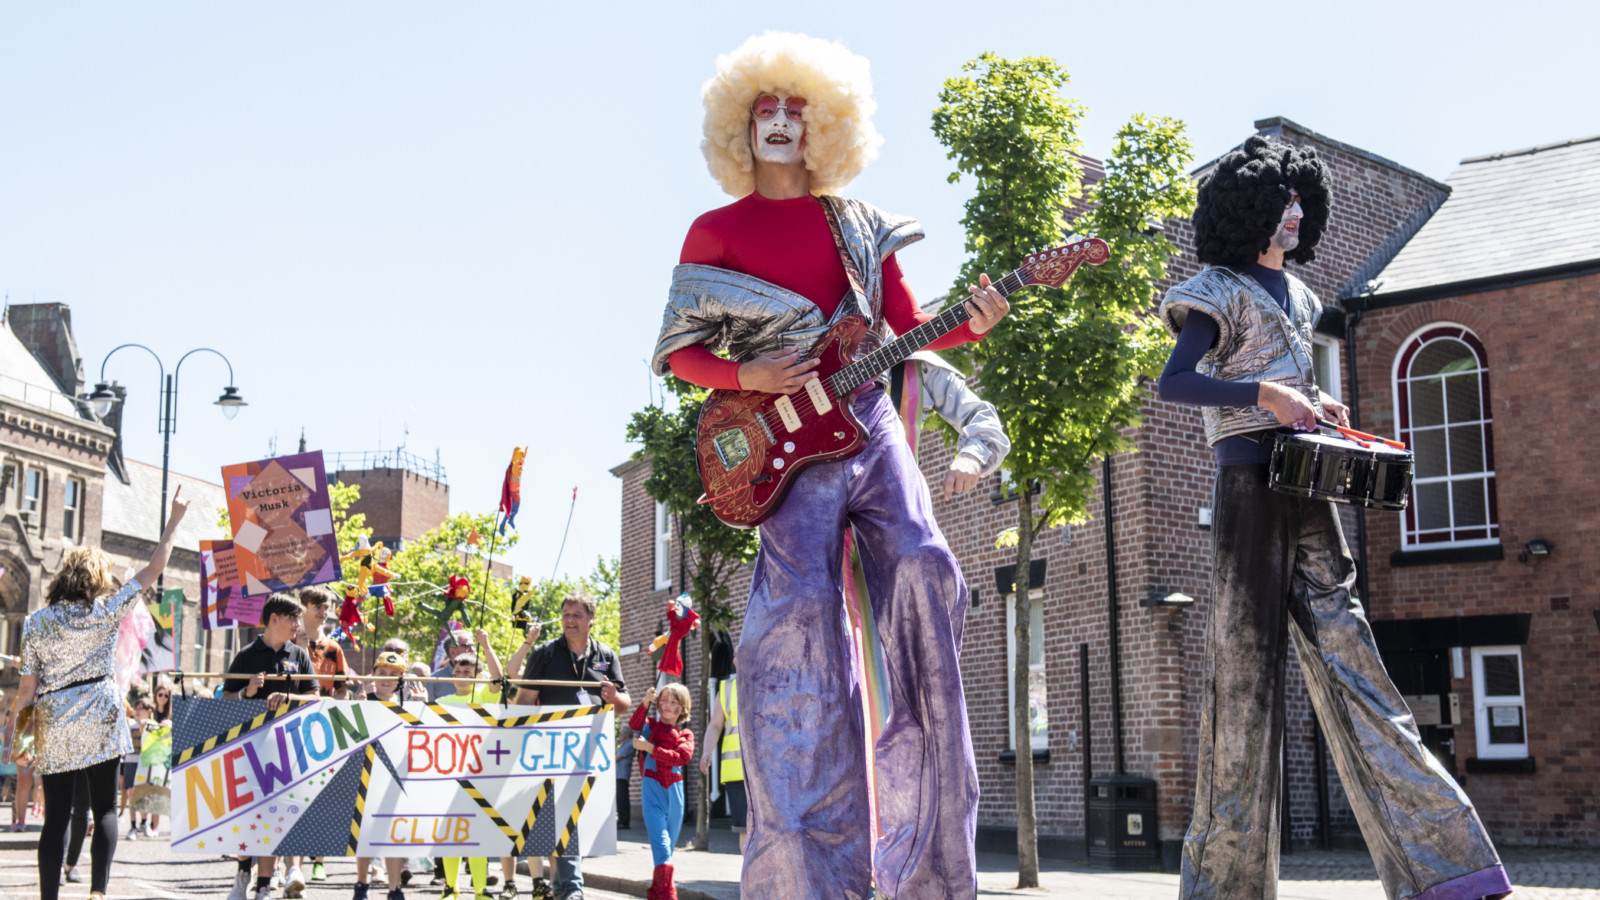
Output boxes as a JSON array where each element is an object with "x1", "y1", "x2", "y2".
[
  {"x1": 909, "y1": 350, "x2": 1010, "y2": 477},
  {"x1": 1158, "y1": 265, "x2": 1325, "y2": 446},
  {"x1": 651, "y1": 196, "x2": 924, "y2": 377}
]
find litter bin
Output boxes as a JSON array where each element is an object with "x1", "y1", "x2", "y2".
[{"x1": 1087, "y1": 773, "x2": 1160, "y2": 869}]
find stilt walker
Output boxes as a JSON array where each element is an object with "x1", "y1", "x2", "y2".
[{"x1": 652, "y1": 33, "x2": 1015, "y2": 900}]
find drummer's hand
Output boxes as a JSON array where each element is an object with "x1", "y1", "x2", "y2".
[
  {"x1": 1259, "y1": 382, "x2": 1318, "y2": 431},
  {"x1": 1320, "y1": 392, "x2": 1350, "y2": 428}
]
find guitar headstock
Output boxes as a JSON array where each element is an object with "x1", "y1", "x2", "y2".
[{"x1": 1018, "y1": 237, "x2": 1111, "y2": 289}]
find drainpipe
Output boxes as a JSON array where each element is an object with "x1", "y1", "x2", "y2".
[{"x1": 1103, "y1": 455, "x2": 1125, "y2": 775}]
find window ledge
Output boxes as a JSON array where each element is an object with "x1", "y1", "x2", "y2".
[
  {"x1": 1390, "y1": 544, "x2": 1504, "y2": 567},
  {"x1": 998, "y1": 748, "x2": 1051, "y2": 765},
  {"x1": 1465, "y1": 757, "x2": 1536, "y2": 775}
]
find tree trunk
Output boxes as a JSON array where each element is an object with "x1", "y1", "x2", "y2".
[
  {"x1": 693, "y1": 616, "x2": 712, "y2": 851},
  {"x1": 1013, "y1": 490, "x2": 1040, "y2": 888}
]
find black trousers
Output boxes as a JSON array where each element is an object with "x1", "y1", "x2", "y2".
[
  {"x1": 39, "y1": 757, "x2": 120, "y2": 900},
  {"x1": 616, "y1": 778, "x2": 631, "y2": 829},
  {"x1": 64, "y1": 770, "x2": 89, "y2": 870},
  {"x1": 1181, "y1": 465, "x2": 1505, "y2": 900}
]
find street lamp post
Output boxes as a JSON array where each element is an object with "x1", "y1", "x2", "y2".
[{"x1": 89, "y1": 346, "x2": 246, "y2": 681}]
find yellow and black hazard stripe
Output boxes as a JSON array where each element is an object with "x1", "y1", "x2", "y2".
[
  {"x1": 457, "y1": 779, "x2": 519, "y2": 843},
  {"x1": 379, "y1": 700, "x2": 422, "y2": 726},
  {"x1": 554, "y1": 775, "x2": 596, "y2": 857},
  {"x1": 498, "y1": 704, "x2": 610, "y2": 728},
  {"x1": 348, "y1": 743, "x2": 377, "y2": 854},
  {"x1": 463, "y1": 703, "x2": 500, "y2": 726},
  {"x1": 174, "y1": 700, "x2": 309, "y2": 766},
  {"x1": 426, "y1": 703, "x2": 463, "y2": 726},
  {"x1": 512, "y1": 778, "x2": 555, "y2": 858}
]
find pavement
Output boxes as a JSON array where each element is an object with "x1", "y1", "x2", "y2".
[{"x1": 0, "y1": 810, "x2": 1595, "y2": 899}]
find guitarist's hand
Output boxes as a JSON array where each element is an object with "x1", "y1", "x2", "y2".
[
  {"x1": 964, "y1": 273, "x2": 1010, "y2": 335},
  {"x1": 737, "y1": 349, "x2": 820, "y2": 395}
]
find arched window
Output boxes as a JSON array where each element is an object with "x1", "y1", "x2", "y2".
[{"x1": 1393, "y1": 325, "x2": 1497, "y2": 548}]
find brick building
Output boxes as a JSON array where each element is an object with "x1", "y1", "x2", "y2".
[
  {"x1": 611, "y1": 117, "x2": 1599, "y2": 867},
  {"x1": 1343, "y1": 134, "x2": 1600, "y2": 846},
  {"x1": 333, "y1": 449, "x2": 452, "y2": 550},
  {"x1": 0, "y1": 303, "x2": 238, "y2": 685}
]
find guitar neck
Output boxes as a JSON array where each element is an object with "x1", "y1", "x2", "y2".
[{"x1": 829, "y1": 269, "x2": 1027, "y2": 395}]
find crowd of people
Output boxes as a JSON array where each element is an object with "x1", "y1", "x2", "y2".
[{"x1": 0, "y1": 480, "x2": 702, "y2": 900}]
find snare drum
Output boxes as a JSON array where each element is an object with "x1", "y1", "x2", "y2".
[{"x1": 1268, "y1": 429, "x2": 1413, "y2": 511}]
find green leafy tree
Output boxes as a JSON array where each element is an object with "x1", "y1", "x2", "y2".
[
  {"x1": 626, "y1": 378, "x2": 760, "y2": 851},
  {"x1": 932, "y1": 53, "x2": 1195, "y2": 886}
]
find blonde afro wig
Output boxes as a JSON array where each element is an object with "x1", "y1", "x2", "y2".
[{"x1": 701, "y1": 31, "x2": 883, "y2": 198}]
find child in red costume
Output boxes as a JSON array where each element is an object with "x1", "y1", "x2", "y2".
[{"x1": 630, "y1": 685, "x2": 695, "y2": 900}]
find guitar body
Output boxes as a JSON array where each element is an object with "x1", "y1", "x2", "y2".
[
  {"x1": 692, "y1": 235, "x2": 1111, "y2": 529},
  {"x1": 696, "y1": 316, "x2": 873, "y2": 528}
]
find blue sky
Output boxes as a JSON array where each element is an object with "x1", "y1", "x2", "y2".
[{"x1": 2, "y1": 2, "x2": 1592, "y2": 581}]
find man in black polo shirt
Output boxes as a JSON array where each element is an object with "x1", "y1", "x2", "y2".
[
  {"x1": 221, "y1": 593, "x2": 323, "y2": 900},
  {"x1": 516, "y1": 592, "x2": 630, "y2": 900}
]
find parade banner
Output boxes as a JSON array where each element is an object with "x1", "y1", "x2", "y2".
[
  {"x1": 221, "y1": 450, "x2": 339, "y2": 622},
  {"x1": 138, "y1": 588, "x2": 183, "y2": 673},
  {"x1": 168, "y1": 697, "x2": 616, "y2": 858},
  {"x1": 199, "y1": 539, "x2": 240, "y2": 630}
]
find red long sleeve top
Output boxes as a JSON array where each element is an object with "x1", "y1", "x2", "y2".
[
  {"x1": 667, "y1": 192, "x2": 983, "y2": 391},
  {"x1": 630, "y1": 702, "x2": 696, "y2": 788}
]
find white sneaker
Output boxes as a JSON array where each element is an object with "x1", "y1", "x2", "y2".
[
  {"x1": 285, "y1": 865, "x2": 307, "y2": 897},
  {"x1": 254, "y1": 886, "x2": 275, "y2": 900},
  {"x1": 144, "y1": 821, "x2": 159, "y2": 837},
  {"x1": 227, "y1": 870, "x2": 252, "y2": 900},
  {"x1": 369, "y1": 861, "x2": 387, "y2": 884},
  {"x1": 270, "y1": 864, "x2": 285, "y2": 891}
]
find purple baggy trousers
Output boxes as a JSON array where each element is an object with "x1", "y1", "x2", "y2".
[{"x1": 737, "y1": 387, "x2": 979, "y2": 900}]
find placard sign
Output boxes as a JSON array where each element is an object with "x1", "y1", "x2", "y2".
[
  {"x1": 221, "y1": 451, "x2": 339, "y2": 622},
  {"x1": 167, "y1": 697, "x2": 616, "y2": 858}
]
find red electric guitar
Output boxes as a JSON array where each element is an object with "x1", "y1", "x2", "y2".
[{"x1": 695, "y1": 237, "x2": 1111, "y2": 528}]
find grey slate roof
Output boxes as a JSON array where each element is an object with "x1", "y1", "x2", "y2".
[
  {"x1": 1367, "y1": 134, "x2": 1600, "y2": 299},
  {"x1": 101, "y1": 457, "x2": 229, "y2": 550},
  {"x1": 0, "y1": 325, "x2": 85, "y2": 419}
]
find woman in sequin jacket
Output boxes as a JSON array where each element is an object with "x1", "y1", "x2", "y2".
[{"x1": 8, "y1": 488, "x2": 189, "y2": 900}]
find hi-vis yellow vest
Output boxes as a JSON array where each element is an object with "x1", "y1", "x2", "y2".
[{"x1": 719, "y1": 676, "x2": 742, "y2": 783}]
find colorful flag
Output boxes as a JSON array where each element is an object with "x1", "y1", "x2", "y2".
[{"x1": 499, "y1": 446, "x2": 526, "y2": 534}]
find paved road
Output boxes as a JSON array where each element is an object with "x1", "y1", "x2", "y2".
[{"x1": 0, "y1": 819, "x2": 1595, "y2": 899}]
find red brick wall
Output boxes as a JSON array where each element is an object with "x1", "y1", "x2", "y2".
[
  {"x1": 1353, "y1": 272, "x2": 1600, "y2": 844},
  {"x1": 337, "y1": 467, "x2": 450, "y2": 545}
]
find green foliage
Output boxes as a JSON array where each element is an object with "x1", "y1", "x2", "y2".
[
  {"x1": 931, "y1": 54, "x2": 1195, "y2": 531},
  {"x1": 625, "y1": 378, "x2": 759, "y2": 629}
]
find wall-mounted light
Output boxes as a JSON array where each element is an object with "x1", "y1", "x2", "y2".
[
  {"x1": 1143, "y1": 590, "x2": 1195, "y2": 609},
  {"x1": 1518, "y1": 539, "x2": 1553, "y2": 563}
]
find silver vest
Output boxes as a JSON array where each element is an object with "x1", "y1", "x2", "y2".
[
  {"x1": 651, "y1": 196, "x2": 924, "y2": 377},
  {"x1": 1158, "y1": 265, "x2": 1324, "y2": 446},
  {"x1": 909, "y1": 351, "x2": 1010, "y2": 477}
]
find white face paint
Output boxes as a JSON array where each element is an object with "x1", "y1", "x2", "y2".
[
  {"x1": 1272, "y1": 189, "x2": 1304, "y2": 253},
  {"x1": 751, "y1": 93, "x2": 806, "y2": 166}
]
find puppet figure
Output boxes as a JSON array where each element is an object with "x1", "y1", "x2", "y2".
[
  {"x1": 338, "y1": 584, "x2": 371, "y2": 649},
  {"x1": 417, "y1": 574, "x2": 474, "y2": 628},
  {"x1": 368, "y1": 543, "x2": 396, "y2": 616},
  {"x1": 511, "y1": 575, "x2": 536, "y2": 633},
  {"x1": 340, "y1": 535, "x2": 393, "y2": 597},
  {"x1": 648, "y1": 595, "x2": 699, "y2": 677}
]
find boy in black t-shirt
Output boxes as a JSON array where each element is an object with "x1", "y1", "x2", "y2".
[{"x1": 222, "y1": 593, "x2": 323, "y2": 900}]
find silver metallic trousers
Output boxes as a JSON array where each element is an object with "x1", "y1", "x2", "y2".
[{"x1": 1182, "y1": 465, "x2": 1510, "y2": 900}]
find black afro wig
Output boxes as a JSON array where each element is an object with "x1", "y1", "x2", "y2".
[{"x1": 1192, "y1": 135, "x2": 1331, "y2": 270}]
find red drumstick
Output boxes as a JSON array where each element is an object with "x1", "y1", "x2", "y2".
[{"x1": 1317, "y1": 419, "x2": 1407, "y2": 451}]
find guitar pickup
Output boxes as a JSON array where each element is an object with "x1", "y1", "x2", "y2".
[
  {"x1": 773, "y1": 395, "x2": 802, "y2": 433},
  {"x1": 804, "y1": 378, "x2": 832, "y2": 414}
]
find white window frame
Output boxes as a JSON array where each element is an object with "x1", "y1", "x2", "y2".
[
  {"x1": 22, "y1": 467, "x2": 44, "y2": 514},
  {"x1": 61, "y1": 476, "x2": 83, "y2": 544},
  {"x1": 1391, "y1": 324, "x2": 1498, "y2": 550},
  {"x1": 1311, "y1": 335, "x2": 1342, "y2": 404},
  {"x1": 1470, "y1": 645, "x2": 1527, "y2": 760},
  {"x1": 653, "y1": 500, "x2": 673, "y2": 591},
  {"x1": 1004, "y1": 589, "x2": 1047, "y2": 753}
]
